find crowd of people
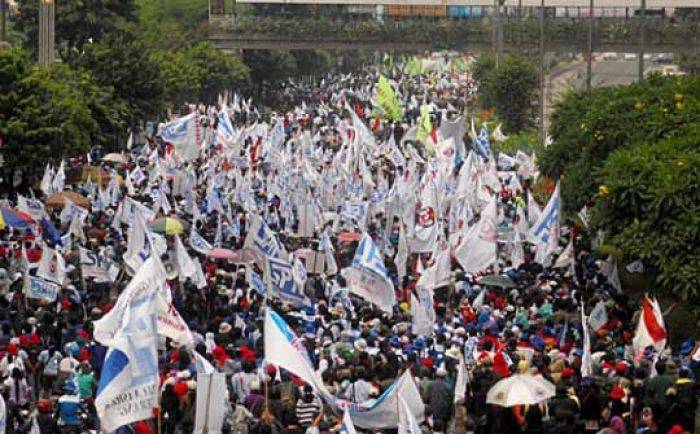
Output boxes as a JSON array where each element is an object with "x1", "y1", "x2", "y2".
[{"x1": 0, "y1": 55, "x2": 696, "y2": 434}]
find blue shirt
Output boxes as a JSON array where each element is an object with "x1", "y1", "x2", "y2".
[{"x1": 58, "y1": 394, "x2": 81, "y2": 426}]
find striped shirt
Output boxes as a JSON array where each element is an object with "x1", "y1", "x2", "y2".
[{"x1": 295, "y1": 397, "x2": 322, "y2": 428}]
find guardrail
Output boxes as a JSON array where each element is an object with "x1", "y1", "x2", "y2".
[{"x1": 209, "y1": 16, "x2": 700, "y2": 52}]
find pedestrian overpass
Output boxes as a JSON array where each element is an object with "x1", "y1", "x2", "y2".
[{"x1": 207, "y1": 0, "x2": 700, "y2": 53}]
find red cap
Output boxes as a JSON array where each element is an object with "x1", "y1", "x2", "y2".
[{"x1": 609, "y1": 385, "x2": 625, "y2": 400}]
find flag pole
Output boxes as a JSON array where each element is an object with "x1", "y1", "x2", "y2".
[{"x1": 202, "y1": 373, "x2": 213, "y2": 433}]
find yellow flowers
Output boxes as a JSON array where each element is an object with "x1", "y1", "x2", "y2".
[
  {"x1": 598, "y1": 185, "x2": 609, "y2": 196},
  {"x1": 674, "y1": 93, "x2": 683, "y2": 102},
  {"x1": 675, "y1": 102, "x2": 683, "y2": 110},
  {"x1": 634, "y1": 102, "x2": 644, "y2": 110},
  {"x1": 677, "y1": 160, "x2": 685, "y2": 167}
]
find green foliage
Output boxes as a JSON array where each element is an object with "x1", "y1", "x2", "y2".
[
  {"x1": 492, "y1": 132, "x2": 542, "y2": 156},
  {"x1": 482, "y1": 55, "x2": 539, "y2": 134},
  {"x1": 154, "y1": 42, "x2": 249, "y2": 107},
  {"x1": 678, "y1": 53, "x2": 700, "y2": 74},
  {"x1": 0, "y1": 49, "x2": 112, "y2": 168},
  {"x1": 135, "y1": 0, "x2": 209, "y2": 50},
  {"x1": 472, "y1": 51, "x2": 496, "y2": 108},
  {"x1": 540, "y1": 74, "x2": 700, "y2": 212},
  {"x1": 472, "y1": 51, "x2": 496, "y2": 84},
  {"x1": 292, "y1": 50, "x2": 332, "y2": 78},
  {"x1": 242, "y1": 50, "x2": 298, "y2": 89},
  {"x1": 592, "y1": 126, "x2": 700, "y2": 305},
  {"x1": 16, "y1": 0, "x2": 137, "y2": 61},
  {"x1": 72, "y1": 31, "x2": 165, "y2": 129}
]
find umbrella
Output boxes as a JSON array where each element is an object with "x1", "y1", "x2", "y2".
[
  {"x1": 206, "y1": 248, "x2": 239, "y2": 261},
  {"x1": 148, "y1": 217, "x2": 186, "y2": 235},
  {"x1": 0, "y1": 207, "x2": 33, "y2": 229},
  {"x1": 486, "y1": 374, "x2": 556, "y2": 407},
  {"x1": 478, "y1": 274, "x2": 518, "y2": 289},
  {"x1": 102, "y1": 153, "x2": 127, "y2": 164},
  {"x1": 338, "y1": 232, "x2": 361, "y2": 243},
  {"x1": 45, "y1": 191, "x2": 91, "y2": 209}
]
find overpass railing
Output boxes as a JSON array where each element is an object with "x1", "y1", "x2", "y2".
[{"x1": 210, "y1": 12, "x2": 699, "y2": 51}]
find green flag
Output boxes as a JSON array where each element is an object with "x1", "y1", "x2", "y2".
[{"x1": 374, "y1": 75, "x2": 403, "y2": 123}]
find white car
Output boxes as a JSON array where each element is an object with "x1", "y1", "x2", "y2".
[
  {"x1": 602, "y1": 52, "x2": 618, "y2": 60},
  {"x1": 624, "y1": 53, "x2": 638, "y2": 61}
]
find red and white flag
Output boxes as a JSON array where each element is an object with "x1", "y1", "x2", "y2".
[{"x1": 633, "y1": 295, "x2": 667, "y2": 355}]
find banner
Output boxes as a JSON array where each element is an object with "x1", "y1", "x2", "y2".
[
  {"x1": 79, "y1": 247, "x2": 110, "y2": 280},
  {"x1": 26, "y1": 276, "x2": 59, "y2": 302},
  {"x1": 265, "y1": 256, "x2": 309, "y2": 306}
]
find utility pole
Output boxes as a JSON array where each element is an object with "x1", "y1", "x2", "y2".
[
  {"x1": 38, "y1": 0, "x2": 55, "y2": 66},
  {"x1": 586, "y1": 0, "x2": 593, "y2": 91},
  {"x1": 539, "y1": 0, "x2": 546, "y2": 147},
  {"x1": 638, "y1": 0, "x2": 646, "y2": 81}
]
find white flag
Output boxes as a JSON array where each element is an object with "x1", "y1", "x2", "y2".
[
  {"x1": 40, "y1": 164, "x2": 54, "y2": 197},
  {"x1": 36, "y1": 244, "x2": 66, "y2": 284},
  {"x1": 397, "y1": 396, "x2": 422, "y2": 434},
  {"x1": 394, "y1": 223, "x2": 409, "y2": 286},
  {"x1": 174, "y1": 234, "x2": 197, "y2": 279},
  {"x1": 194, "y1": 371, "x2": 229, "y2": 434},
  {"x1": 581, "y1": 303, "x2": 593, "y2": 378},
  {"x1": 95, "y1": 287, "x2": 159, "y2": 432},
  {"x1": 455, "y1": 197, "x2": 497, "y2": 273}
]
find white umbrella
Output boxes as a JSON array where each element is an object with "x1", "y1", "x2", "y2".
[
  {"x1": 486, "y1": 374, "x2": 555, "y2": 407},
  {"x1": 102, "y1": 153, "x2": 126, "y2": 164}
]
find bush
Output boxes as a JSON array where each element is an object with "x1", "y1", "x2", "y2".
[
  {"x1": 540, "y1": 74, "x2": 700, "y2": 213},
  {"x1": 482, "y1": 54, "x2": 539, "y2": 134},
  {"x1": 592, "y1": 126, "x2": 700, "y2": 306}
]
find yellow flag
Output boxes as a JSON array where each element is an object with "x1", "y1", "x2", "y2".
[
  {"x1": 416, "y1": 105, "x2": 435, "y2": 156},
  {"x1": 375, "y1": 75, "x2": 403, "y2": 123}
]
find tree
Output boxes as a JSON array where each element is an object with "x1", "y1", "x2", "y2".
[
  {"x1": 154, "y1": 42, "x2": 249, "y2": 108},
  {"x1": 188, "y1": 43, "x2": 250, "y2": 104},
  {"x1": 540, "y1": 74, "x2": 700, "y2": 212},
  {"x1": 0, "y1": 49, "x2": 115, "y2": 168},
  {"x1": 472, "y1": 51, "x2": 496, "y2": 108},
  {"x1": 135, "y1": 0, "x2": 209, "y2": 50},
  {"x1": 482, "y1": 54, "x2": 539, "y2": 134},
  {"x1": 292, "y1": 50, "x2": 332, "y2": 78},
  {"x1": 593, "y1": 126, "x2": 700, "y2": 310},
  {"x1": 16, "y1": 0, "x2": 137, "y2": 62},
  {"x1": 241, "y1": 50, "x2": 298, "y2": 100},
  {"x1": 72, "y1": 30, "x2": 166, "y2": 129}
]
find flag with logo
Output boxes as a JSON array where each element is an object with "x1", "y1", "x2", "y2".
[
  {"x1": 455, "y1": 197, "x2": 497, "y2": 273},
  {"x1": 36, "y1": 244, "x2": 66, "y2": 284},
  {"x1": 529, "y1": 182, "x2": 560, "y2": 262},
  {"x1": 95, "y1": 288, "x2": 159, "y2": 432},
  {"x1": 161, "y1": 113, "x2": 199, "y2": 161},
  {"x1": 341, "y1": 233, "x2": 395, "y2": 313},
  {"x1": 266, "y1": 256, "x2": 309, "y2": 306},
  {"x1": 79, "y1": 247, "x2": 110, "y2": 280}
]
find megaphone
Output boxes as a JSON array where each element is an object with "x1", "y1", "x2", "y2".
[{"x1": 164, "y1": 260, "x2": 178, "y2": 280}]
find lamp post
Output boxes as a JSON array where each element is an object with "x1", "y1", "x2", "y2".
[
  {"x1": 38, "y1": 0, "x2": 55, "y2": 66},
  {"x1": 638, "y1": 0, "x2": 646, "y2": 81},
  {"x1": 587, "y1": 0, "x2": 594, "y2": 91},
  {"x1": 539, "y1": 0, "x2": 546, "y2": 147}
]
